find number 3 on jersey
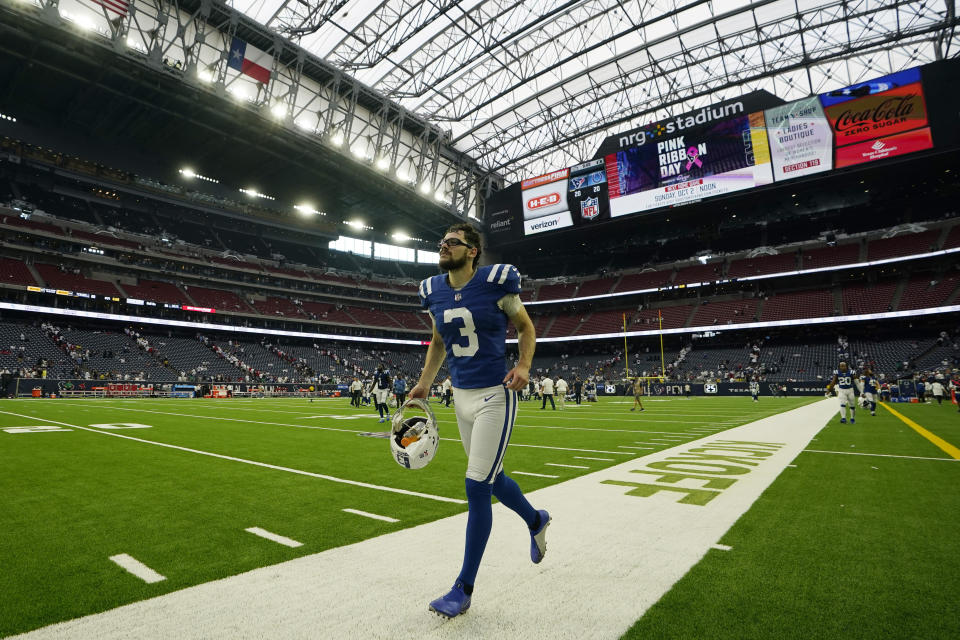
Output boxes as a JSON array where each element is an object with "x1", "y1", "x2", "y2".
[{"x1": 444, "y1": 307, "x2": 479, "y2": 357}]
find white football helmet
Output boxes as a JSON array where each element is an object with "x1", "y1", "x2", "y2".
[{"x1": 390, "y1": 397, "x2": 439, "y2": 470}]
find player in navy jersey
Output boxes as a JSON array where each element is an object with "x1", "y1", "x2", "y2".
[
  {"x1": 372, "y1": 365, "x2": 392, "y2": 423},
  {"x1": 827, "y1": 361, "x2": 857, "y2": 423},
  {"x1": 409, "y1": 223, "x2": 548, "y2": 619},
  {"x1": 859, "y1": 369, "x2": 878, "y2": 416}
]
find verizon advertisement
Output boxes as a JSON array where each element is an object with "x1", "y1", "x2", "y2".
[
  {"x1": 521, "y1": 169, "x2": 573, "y2": 235},
  {"x1": 764, "y1": 97, "x2": 833, "y2": 181}
]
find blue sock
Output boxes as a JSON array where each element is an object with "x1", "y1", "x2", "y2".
[
  {"x1": 492, "y1": 472, "x2": 537, "y2": 528},
  {"x1": 377, "y1": 403, "x2": 385, "y2": 417},
  {"x1": 457, "y1": 478, "x2": 493, "y2": 588}
]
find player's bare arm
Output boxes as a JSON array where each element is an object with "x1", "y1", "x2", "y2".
[
  {"x1": 503, "y1": 300, "x2": 535, "y2": 391},
  {"x1": 410, "y1": 321, "x2": 446, "y2": 400}
]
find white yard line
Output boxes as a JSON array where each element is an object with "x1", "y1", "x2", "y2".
[
  {"x1": 511, "y1": 471, "x2": 560, "y2": 478},
  {"x1": 245, "y1": 527, "x2": 303, "y2": 548},
  {"x1": 619, "y1": 445, "x2": 655, "y2": 450},
  {"x1": 545, "y1": 463, "x2": 590, "y2": 469},
  {"x1": 342, "y1": 509, "x2": 400, "y2": 523},
  {"x1": 13, "y1": 399, "x2": 838, "y2": 640},
  {"x1": 803, "y1": 449, "x2": 959, "y2": 462},
  {"x1": 574, "y1": 456, "x2": 613, "y2": 462},
  {"x1": 108, "y1": 554, "x2": 166, "y2": 584},
  {"x1": 711, "y1": 544, "x2": 733, "y2": 551},
  {"x1": 0, "y1": 410, "x2": 466, "y2": 505}
]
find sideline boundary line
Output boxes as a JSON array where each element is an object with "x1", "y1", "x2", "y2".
[{"x1": 878, "y1": 403, "x2": 960, "y2": 459}]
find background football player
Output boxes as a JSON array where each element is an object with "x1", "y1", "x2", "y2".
[
  {"x1": 410, "y1": 223, "x2": 549, "y2": 619},
  {"x1": 827, "y1": 361, "x2": 857, "y2": 423}
]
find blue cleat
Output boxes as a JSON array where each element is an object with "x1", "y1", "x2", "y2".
[
  {"x1": 850, "y1": 418, "x2": 855, "y2": 424},
  {"x1": 429, "y1": 582, "x2": 471, "y2": 618},
  {"x1": 378, "y1": 417, "x2": 385, "y2": 423},
  {"x1": 840, "y1": 418, "x2": 846, "y2": 424},
  {"x1": 530, "y1": 509, "x2": 551, "y2": 564}
]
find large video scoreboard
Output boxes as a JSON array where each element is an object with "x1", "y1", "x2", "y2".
[{"x1": 487, "y1": 60, "x2": 956, "y2": 242}]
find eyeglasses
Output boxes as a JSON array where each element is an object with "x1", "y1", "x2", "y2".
[{"x1": 438, "y1": 238, "x2": 474, "y2": 250}]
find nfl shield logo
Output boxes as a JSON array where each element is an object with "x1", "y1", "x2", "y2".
[
  {"x1": 580, "y1": 197, "x2": 599, "y2": 220},
  {"x1": 454, "y1": 293, "x2": 462, "y2": 301}
]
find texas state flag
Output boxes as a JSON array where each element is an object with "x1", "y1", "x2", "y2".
[{"x1": 227, "y1": 37, "x2": 272, "y2": 84}]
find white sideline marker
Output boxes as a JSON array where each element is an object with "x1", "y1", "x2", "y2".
[
  {"x1": 245, "y1": 527, "x2": 303, "y2": 548},
  {"x1": 574, "y1": 456, "x2": 613, "y2": 461},
  {"x1": 712, "y1": 544, "x2": 733, "y2": 551},
  {"x1": 512, "y1": 471, "x2": 559, "y2": 478},
  {"x1": 342, "y1": 508, "x2": 399, "y2": 523},
  {"x1": 545, "y1": 463, "x2": 589, "y2": 469},
  {"x1": 109, "y1": 554, "x2": 166, "y2": 584}
]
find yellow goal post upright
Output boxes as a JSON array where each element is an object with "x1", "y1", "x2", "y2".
[{"x1": 622, "y1": 310, "x2": 667, "y2": 395}]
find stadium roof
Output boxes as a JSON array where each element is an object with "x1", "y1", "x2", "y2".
[{"x1": 230, "y1": 0, "x2": 957, "y2": 183}]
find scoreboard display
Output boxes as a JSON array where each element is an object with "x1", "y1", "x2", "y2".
[{"x1": 487, "y1": 60, "x2": 955, "y2": 241}]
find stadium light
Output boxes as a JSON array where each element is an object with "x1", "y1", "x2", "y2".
[
  {"x1": 376, "y1": 157, "x2": 390, "y2": 171},
  {"x1": 347, "y1": 219, "x2": 364, "y2": 229},
  {"x1": 294, "y1": 204, "x2": 324, "y2": 216},
  {"x1": 330, "y1": 133, "x2": 344, "y2": 147},
  {"x1": 0, "y1": 113, "x2": 17, "y2": 123},
  {"x1": 351, "y1": 145, "x2": 366, "y2": 159},
  {"x1": 419, "y1": 182, "x2": 432, "y2": 195},
  {"x1": 392, "y1": 231, "x2": 410, "y2": 242},
  {"x1": 239, "y1": 188, "x2": 275, "y2": 201},
  {"x1": 270, "y1": 103, "x2": 286, "y2": 120},
  {"x1": 180, "y1": 168, "x2": 196, "y2": 179},
  {"x1": 434, "y1": 191, "x2": 446, "y2": 203},
  {"x1": 395, "y1": 168, "x2": 408, "y2": 181}
]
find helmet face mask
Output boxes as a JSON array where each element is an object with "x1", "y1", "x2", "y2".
[{"x1": 390, "y1": 398, "x2": 439, "y2": 470}]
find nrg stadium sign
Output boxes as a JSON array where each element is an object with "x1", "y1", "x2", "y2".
[{"x1": 593, "y1": 90, "x2": 784, "y2": 158}]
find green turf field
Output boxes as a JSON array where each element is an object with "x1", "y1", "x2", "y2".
[
  {"x1": 1, "y1": 395, "x2": 956, "y2": 638},
  {"x1": 623, "y1": 399, "x2": 960, "y2": 640}
]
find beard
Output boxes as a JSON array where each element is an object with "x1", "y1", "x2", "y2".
[{"x1": 439, "y1": 252, "x2": 470, "y2": 272}]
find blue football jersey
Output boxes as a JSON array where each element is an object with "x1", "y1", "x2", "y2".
[
  {"x1": 834, "y1": 369, "x2": 856, "y2": 389},
  {"x1": 419, "y1": 264, "x2": 521, "y2": 389},
  {"x1": 374, "y1": 371, "x2": 390, "y2": 390},
  {"x1": 860, "y1": 376, "x2": 876, "y2": 393}
]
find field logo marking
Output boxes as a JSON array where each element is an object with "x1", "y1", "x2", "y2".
[
  {"x1": 602, "y1": 441, "x2": 784, "y2": 506},
  {"x1": 2, "y1": 425, "x2": 72, "y2": 434}
]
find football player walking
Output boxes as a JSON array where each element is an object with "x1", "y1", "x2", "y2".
[{"x1": 409, "y1": 223, "x2": 550, "y2": 618}]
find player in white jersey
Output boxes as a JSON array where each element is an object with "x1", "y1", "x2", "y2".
[
  {"x1": 750, "y1": 378, "x2": 760, "y2": 402},
  {"x1": 410, "y1": 223, "x2": 548, "y2": 619},
  {"x1": 827, "y1": 361, "x2": 857, "y2": 424}
]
